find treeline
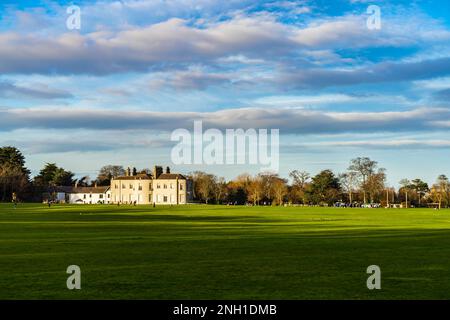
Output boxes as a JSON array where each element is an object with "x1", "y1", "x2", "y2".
[
  {"x1": 1, "y1": 146, "x2": 449, "y2": 208},
  {"x1": 190, "y1": 158, "x2": 450, "y2": 208},
  {"x1": 0, "y1": 146, "x2": 127, "y2": 201}
]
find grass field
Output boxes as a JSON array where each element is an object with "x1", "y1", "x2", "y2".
[{"x1": 0, "y1": 203, "x2": 449, "y2": 299}]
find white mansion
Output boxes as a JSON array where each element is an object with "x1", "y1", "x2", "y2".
[{"x1": 50, "y1": 166, "x2": 193, "y2": 205}]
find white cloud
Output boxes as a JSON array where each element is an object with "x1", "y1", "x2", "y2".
[
  {"x1": 0, "y1": 11, "x2": 448, "y2": 76},
  {"x1": 251, "y1": 93, "x2": 413, "y2": 107},
  {"x1": 0, "y1": 106, "x2": 448, "y2": 135},
  {"x1": 292, "y1": 139, "x2": 450, "y2": 150}
]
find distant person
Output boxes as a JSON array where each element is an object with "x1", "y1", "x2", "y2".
[
  {"x1": 153, "y1": 202, "x2": 156, "y2": 208},
  {"x1": 12, "y1": 192, "x2": 18, "y2": 209}
]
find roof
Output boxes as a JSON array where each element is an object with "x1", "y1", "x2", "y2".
[
  {"x1": 113, "y1": 173, "x2": 152, "y2": 180},
  {"x1": 54, "y1": 186, "x2": 110, "y2": 194},
  {"x1": 157, "y1": 173, "x2": 186, "y2": 180}
]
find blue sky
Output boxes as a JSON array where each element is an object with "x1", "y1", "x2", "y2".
[{"x1": 0, "y1": 0, "x2": 449, "y2": 186}]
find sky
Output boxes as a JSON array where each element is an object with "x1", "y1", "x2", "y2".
[{"x1": 0, "y1": 0, "x2": 449, "y2": 186}]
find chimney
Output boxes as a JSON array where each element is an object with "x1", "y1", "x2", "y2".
[
  {"x1": 126, "y1": 167, "x2": 131, "y2": 176},
  {"x1": 75, "y1": 180, "x2": 78, "y2": 188},
  {"x1": 94, "y1": 182, "x2": 98, "y2": 188},
  {"x1": 153, "y1": 165, "x2": 163, "y2": 179},
  {"x1": 166, "y1": 166, "x2": 170, "y2": 174}
]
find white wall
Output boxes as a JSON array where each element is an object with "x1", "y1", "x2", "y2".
[{"x1": 68, "y1": 192, "x2": 110, "y2": 204}]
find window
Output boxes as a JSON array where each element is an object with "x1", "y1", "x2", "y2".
[
  {"x1": 129, "y1": 184, "x2": 133, "y2": 189},
  {"x1": 180, "y1": 184, "x2": 183, "y2": 191},
  {"x1": 164, "y1": 184, "x2": 167, "y2": 189},
  {"x1": 100, "y1": 194, "x2": 103, "y2": 199},
  {"x1": 83, "y1": 194, "x2": 86, "y2": 199},
  {"x1": 115, "y1": 184, "x2": 118, "y2": 189},
  {"x1": 149, "y1": 194, "x2": 152, "y2": 202},
  {"x1": 122, "y1": 184, "x2": 125, "y2": 189},
  {"x1": 89, "y1": 194, "x2": 92, "y2": 198},
  {"x1": 163, "y1": 196, "x2": 168, "y2": 202},
  {"x1": 157, "y1": 184, "x2": 160, "y2": 189},
  {"x1": 149, "y1": 183, "x2": 152, "y2": 190},
  {"x1": 138, "y1": 184, "x2": 142, "y2": 191}
]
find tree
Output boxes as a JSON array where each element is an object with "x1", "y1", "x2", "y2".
[
  {"x1": 435, "y1": 175, "x2": 449, "y2": 209},
  {"x1": 0, "y1": 146, "x2": 30, "y2": 175},
  {"x1": 306, "y1": 170, "x2": 341, "y2": 205},
  {"x1": 399, "y1": 178, "x2": 411, "y2": 208},
  {"x1": 289, "y1": 170, "x2": 310, "y2": 204},
  {"x1": 410, "y1": 178, "x2": 429, "y2": 206},
  {"x1": 339, "y1": 171, "x2": 358, "y2": 203},
  {"x1": 191, "y1": 171, "x2": 216, "y2": 204},
  {"x1": 259, "y1": 172, "x2": 279, "y2": 203},
  {"x1": 0, "y1": 146, "x2": 30, "y2": 201},
  {"x1": 213, "y1": 177, "x2": 228, "y2": 204},
  {"x1": 288, "y1": 184, "x2": 306, "y2": 204},
  {"x1": 226, "y1": 174, "x2": 250, "y2": 204},
  {"x1": 272, "y1": 177, "x2": 288, "y2": 205},
  {"x1": 0, "y1": 163, "x2": 29, "y2": 202},
  {"x1": 348, "y1": 157, "x2": 382, "y2": 204},
  {"x1": 75, "y1": 176, "x2": 90, "y2": 187},
  {"x1": 96, "y1": 165, "x2": 125, "y2": 186},
  {"x1": 289, "y1": 170, "x2": 310, "y2": 189},
  {"x1": 34, "y1": 163, "x2": 74, "y2": 189},
  {"x1": 364, "y1": 168, "x2": 386, "y2": 203},
  {"x1": 247, "y1": 175, "x2": 264, "y2": 205}
]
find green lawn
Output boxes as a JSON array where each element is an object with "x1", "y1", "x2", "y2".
[{"x1": 0, "y1": 203, "x2": 449, "y2": 299}]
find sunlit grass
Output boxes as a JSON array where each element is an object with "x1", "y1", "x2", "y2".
[{"x1": 0, "y1": 203, "x2": 449, "y2": 299}]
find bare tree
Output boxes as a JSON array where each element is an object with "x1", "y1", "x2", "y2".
[
  {"x1": 213, "y1": 176, "x2": 227, "y2": 204},
  {"x1": 289, "y1": 170, "x2": 310, "y2": 204},
  {"x1": 348, "y1": 157, "x2": 380, "y2": 204},
  {"x1": 289, "y1": 170, "x2": 310, "y2": 189},
  {"x1": 364, "y1": 169, "x2": 386, "y2": 203},
  {"x1": 339, "y1": 171, "x2": 358, "y2": 203},
  {"x1": 96, "y1": 165, "x2": 125, "y2": 185},
  {"x1": 246, "y1": 176, "x2": 264, "y2": 205},
  {"x1": 191, "y1": 171, "x2": 216, "y2": 204},
  {"x1": 258, "y1": 172, "x2": 278, "y2": 202},
  {"x1": 436, "y1": 175, "x2": 449, "y2": 209},
  {"x1": 399, "y1": 178, "x2": 411, "y2": 208},
  {"x1": 272, "y1": 177, "x2": 288, "y2": 205}
]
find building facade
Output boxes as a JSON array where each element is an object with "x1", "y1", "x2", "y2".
[
  {"x1": 110, "y1": 166, "x2": 193, "y2": 205},
  {"x1": 67, "y1": 186, "x2": 111, "y2": 204},
  {"x1": 47, "y1": 186, "x2": 111, "y2": 204},
  {"x1": 111, "y1": 173, "x2": 153, "y2": 204}
]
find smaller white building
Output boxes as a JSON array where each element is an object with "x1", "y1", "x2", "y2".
[{"x1": 52, "y1": 186, "x2": 111, "y2": 204}]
